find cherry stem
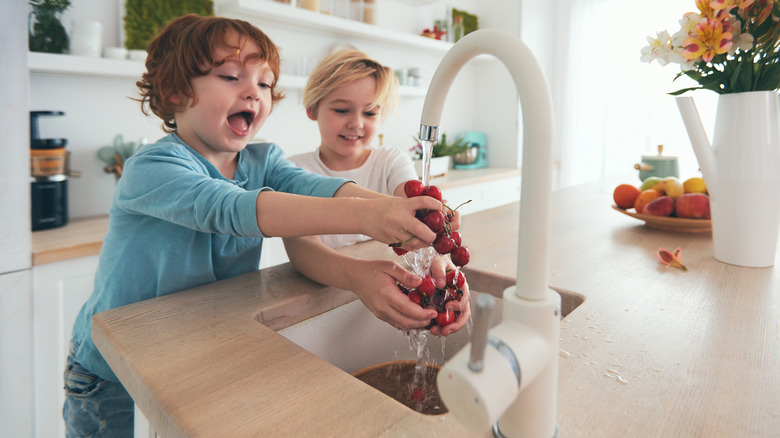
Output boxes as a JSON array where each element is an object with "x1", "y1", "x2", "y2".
[
  {"x1": 444, "y1": 199, "x2": 472, "y2": 213},
  {"x1": 388, "y1": 235, "x2": 416, "y2": 248}
]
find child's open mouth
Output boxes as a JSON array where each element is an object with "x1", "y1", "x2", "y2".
[{"x1": 227, "y1": 111, "x2": 254, "y2": 136}]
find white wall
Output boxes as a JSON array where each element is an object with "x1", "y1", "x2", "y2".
[{"x1": 1, "y1": 2, "x2": 34, "y2": 436}]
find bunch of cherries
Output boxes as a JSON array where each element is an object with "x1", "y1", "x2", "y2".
[{"x1": 391, "y1": 179, "x2": 471, "y2": 328}]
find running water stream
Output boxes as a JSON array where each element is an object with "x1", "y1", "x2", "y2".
[{"x1": 397, "y1": 139, "x2": 462, "y2": 413}]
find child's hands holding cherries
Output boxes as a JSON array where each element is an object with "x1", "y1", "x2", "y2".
[
  {"x1": 360, "y1": 194, "x2": 447, "y2": 251},
  {"x1": 392, "y1": 180, "x2": 472, "y2": 336},
  {"x1": 426, "y1": 256, "x2": 471, "y2": 337}
]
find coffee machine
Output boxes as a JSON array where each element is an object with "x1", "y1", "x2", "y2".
[{"x1": 30, "y1": 111, "x2": 69, "y2": 231}]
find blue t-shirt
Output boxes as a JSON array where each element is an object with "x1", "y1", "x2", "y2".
[{"x1": 71, "y1": 133, "x2": 348, "y2": 381}]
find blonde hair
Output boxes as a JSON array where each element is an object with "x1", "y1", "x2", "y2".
[{"x1": 303, "y1": 50, "x2": 398, "y2": 120}]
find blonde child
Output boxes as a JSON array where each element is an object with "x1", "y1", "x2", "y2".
[
  {"x1": 286, "y1": 50, "x2": 470, "y2": 336},
  {"x1": 288, "y1": 50, "x2": 418, "y2": 248},
  {"x1": 64, "y1": 16, "x2": 449, "y2": 436}
]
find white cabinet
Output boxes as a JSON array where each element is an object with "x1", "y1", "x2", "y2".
[
  {"x1": 441, "y1": 173, "x2": 522, "y2": 215},
  {"x1": 31, "y1": 254, "x2": 158, "y2": 438},
  {"x1": 32, "y1": 255, "x2": 98, "y2": 438},
  {"x1": 260, "y1": 237, "x2": 289, "y2": 269}
]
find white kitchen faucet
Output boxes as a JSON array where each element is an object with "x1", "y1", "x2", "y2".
[{"x1": 420, "y1": 29, "x2": 560, "y2": 437}]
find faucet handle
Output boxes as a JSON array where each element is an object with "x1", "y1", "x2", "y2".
[{"x1": 469, "y1": 293, "x2": 495, "y2": 372}]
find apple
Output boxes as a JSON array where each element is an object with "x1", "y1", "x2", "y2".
[
  {"x1": 662, "y1": 176, "x2": 685, "y2": 200},
  {"x1": 643, "y1": 195, "x2": 674, "y2": 216},
  {"x1": 675, "y1": 193, "x2": 711, "y2": 219},
  {"x1": 640, "y1": 176, "x2": 663, "y2": 192}
]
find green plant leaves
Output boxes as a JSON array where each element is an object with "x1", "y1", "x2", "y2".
[{"x1": 123, "y1": 0, "x2": 214, "y2": 51}]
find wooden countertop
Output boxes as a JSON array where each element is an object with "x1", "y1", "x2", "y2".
[
  {"x1": 31, "y1": 215, "x2": 108, "y2": 265},
  {"x1": 91, "y1": 176, "x2": 780, "y2": 437}
]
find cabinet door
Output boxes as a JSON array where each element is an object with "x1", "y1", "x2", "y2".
[
  {"x1": 442, "y1": 184, "x2": 488, "y2": 215},
  {"x1": 33, "y1": 255, "x2": 98, "y2": 438},
  {"x1": 259, "y1": 237, "x2": 290, "y2": 269},
  {"x1": 484, "y1": 175, "x2": 522, "y2": 210},
  {"x1": 0, "y1": 271, "x2": 33, "y2": 437}
]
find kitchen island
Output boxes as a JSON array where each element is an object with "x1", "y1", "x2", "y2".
[{"x1": 92, "y1": 176, "x2": 779, "y2": 437}]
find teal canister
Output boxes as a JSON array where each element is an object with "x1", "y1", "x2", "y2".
[{"x1": 635, "y1": 144, "x2": 679, "y2": 181}]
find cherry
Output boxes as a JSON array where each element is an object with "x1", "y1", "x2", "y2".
[
  {"x1": 408, "y1": 290, "x2": 423, "y2": 305},
  {"x1": 440, "y1": 287, "x2": 455, "y2": 303},
  {"x1": 404, "y1": 179, "x2": 424, "y2": 198},
  {"x1": 436, "y1": 309, "x2": 455, "y2": 326},
  {"x1": 450, "y1": 231, "x2": 462, "y2": 247},
  {"x1": 392, "y1": 247, "x2": 408, "y2": 256},
  {"x1": 424, "y1": 210, "x2": 445, "y2": 232},
  {"x1": 422, "y1": 185, "x2": 442, "y2": 202},
  {"x1": 451, "y1": 246, "x2": 470, "y2": 267},
  {"x1": 445, "y1": 269, "x2": 465, "y2": 288},
  {"x1": 433, "y1": 234, "x2": 456, "y2": 255},
  {"x1": 417, "y1": 275, "x2": 436, "y2": 298}
]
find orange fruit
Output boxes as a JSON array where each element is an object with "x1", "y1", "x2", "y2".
[
  {"x1": 613, "y1": 184, "x2": 641, "y2": 209},
  {"x1": 633, "y1": 189, "x2": 662, "y2": 214}
]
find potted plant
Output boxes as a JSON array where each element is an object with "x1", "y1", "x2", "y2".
[
  {"x1": 29, "y1": 0, "x2": 71, "y2": 54},
  {"x1": 410, "y1": 133, "x2": 469, "y2": 178}
]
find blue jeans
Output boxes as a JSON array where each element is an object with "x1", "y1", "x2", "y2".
[{"x1": 63, "y1": 341, "x2": 134, "y2": 438}]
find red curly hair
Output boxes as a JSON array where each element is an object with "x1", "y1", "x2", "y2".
[{"x1": 135, "y1": 14, "x2": 285, "y2": 132}]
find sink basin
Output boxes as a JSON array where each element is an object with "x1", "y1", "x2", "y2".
[{"x1": 275, "y1": 269, "x2": 584, "y2": 375}]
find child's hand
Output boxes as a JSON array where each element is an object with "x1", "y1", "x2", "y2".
[
  {"x1": 427, "y1": 256, "x2": 471, "y2": 337},
  {"x1": 360, "y1": 196, "x2": 443, "y2": 249},
  {"x1": 350, "y1": 259, "x2": 438, "y2": 329}
]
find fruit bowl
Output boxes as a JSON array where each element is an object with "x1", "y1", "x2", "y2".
[{"x1": 612, "y1": 205, "x2": 711, "y2": 233}]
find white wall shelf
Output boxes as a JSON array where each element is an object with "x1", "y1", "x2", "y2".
[
  {"x1": 218, "y1": 0, "x2": 453, "y2": 54},
  {"x1": 28, "y1": 51, "x2": 428, "y2": 96},
  {"x1": 28, "y1": 51, "x2": 145, "y2": 79}
]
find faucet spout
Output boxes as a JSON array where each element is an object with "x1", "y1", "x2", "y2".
[
  {"x1": 426, "y1": 29, "x2": 560, "y2": 437},
  {"x1": 419, "y1": 28, "x2": 554, "y2": 302}
]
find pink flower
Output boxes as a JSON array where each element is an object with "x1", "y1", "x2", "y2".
[
  {"x1": 657, "y1": 247, "x2": 688, "y2": 271},
  {"x1": 682, "y1": 18, "x2": 733, "y2": 62},
  {"x1": 710, "y1": 0, "x2": 755, "y2": 10}
]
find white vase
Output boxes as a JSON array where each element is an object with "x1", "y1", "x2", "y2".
[
  {"x1": 414, "y1": 156, "x2": 451, "y2": 179},
  {"x1": 677, "y1": 91, "x2": 780, "y2": 267}
]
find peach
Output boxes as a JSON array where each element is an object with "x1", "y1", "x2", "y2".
[
  {"x1": 675, "y1": 193, "x2": 710, "y2": 219},
  {"x1": 643, "y1": 195, "x2": 675, "y2": 217}
]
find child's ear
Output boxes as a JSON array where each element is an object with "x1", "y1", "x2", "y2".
[
  {"x1": 168, "y1": 94, "x2": 184, "y2": 105},
  {"x1": 305, "y1": 106, "x2": 318, "y2": 121}
]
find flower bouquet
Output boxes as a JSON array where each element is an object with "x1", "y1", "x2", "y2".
[{"x1": 641, "y1": 0, "x2": 780, "y2": 95}]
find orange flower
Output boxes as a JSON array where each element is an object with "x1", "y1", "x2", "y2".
[
  {"x1": 682, "y1": 18, "x2": 733, "y2": 62},
  {"x1": 696, "y1": 0, "x2": 723, "y2": 18}
]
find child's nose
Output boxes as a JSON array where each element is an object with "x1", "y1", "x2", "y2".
[
  {"x1": 347, "y1": 114, "x2": 363, "y2": 129},
  {"x1": 245, "y1": 85, "x2": 260, "y2": 101}
]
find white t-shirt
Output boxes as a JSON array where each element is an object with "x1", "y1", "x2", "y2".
[{"x1": 288, "y1": 146, "x2": 419, "y2": 248}]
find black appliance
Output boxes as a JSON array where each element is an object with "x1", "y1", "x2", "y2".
[{"x1": 30, "y1": 111, "x2": 69, "y2": 231}]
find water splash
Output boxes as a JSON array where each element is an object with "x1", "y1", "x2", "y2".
[
  {"x1": 603, "y1": 368, "x2": 629, "y2": 385},
  {"x1": 406, "y1": 247, "x2": 436, "y2": 277},
  {"x1": 405, "y1": 329, "x2": 432, "y2": 412}
]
